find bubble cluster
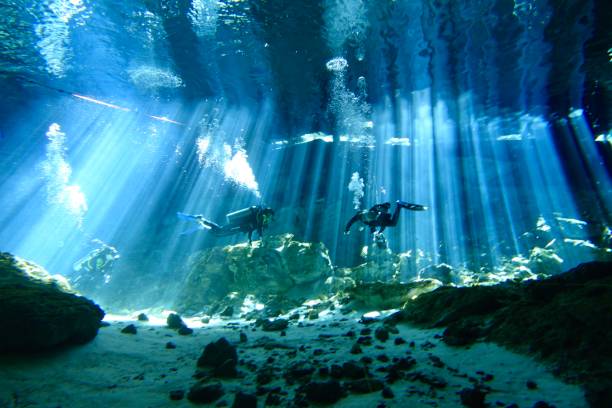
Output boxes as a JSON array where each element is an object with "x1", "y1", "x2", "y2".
[{"x1": 325, "y1": 57, "x2": 348, "y2": 72}]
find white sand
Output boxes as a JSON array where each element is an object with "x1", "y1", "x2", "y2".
[{"x1": 0, "y1": 309, "x2": 587, "y2": 408}]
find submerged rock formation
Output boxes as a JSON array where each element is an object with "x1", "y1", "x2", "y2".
[
  {"x1": 175, "y1": 234, "x2": 333, "y2": 314},
  {"x1": 396, "y1": 261, "x2": 612, "y2": 407},
  {"x1": 0, "y1": 252, "x2": 105, "y2": 352}
]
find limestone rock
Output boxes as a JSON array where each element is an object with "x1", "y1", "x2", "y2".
[
  {"x1": 347, "y1": 279, "x2": 442, "y2": 310},
  {"x1": 0, "y1": 252, "x2": 105, "y2": 352},
  {"x1": 175, "y1": 234, "x2": 333, "y2": 314}
]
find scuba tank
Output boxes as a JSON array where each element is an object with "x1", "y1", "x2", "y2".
[{"x1": 226, "y1": 206, "x2": 258, "y2": 226}]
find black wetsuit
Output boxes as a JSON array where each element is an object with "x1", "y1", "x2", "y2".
[{"x1": 345, "y1": 200, "x2": 427, "y2": 234}]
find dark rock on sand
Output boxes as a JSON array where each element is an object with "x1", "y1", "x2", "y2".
[
  {"x1": 232, "y1": 391, "x2": 257, "y2": 408},
  {"x1": 302, "y1": 380, "x2": 344, "y2": 404},
  {"x1": 187, "y1": 382, "x2": 224, "y2": 404},
  {"x1": 121, "y1": 324, "x2": 137, "y2": 334},
  {"x1": 261, "y1": 318, "x2": 289, "y2": 332},
  {"x1": 167, "y1": 313, "x2": 185, "y2": 329},
  {"x1": 375, "y1": 326, "x2": 389, "y2": 342},
  {"x1": 341, "y1": 361, "x2": 368, "y2": 379},
  {"x1": 459, "y1": 387, "x2": 487, "y2": 407},
  {"x1": 0, "y1": 252, "x2": 105, "y2": 352},
  {"x1": 197, "y1": 337, "x2": 238, "y2": 378}
]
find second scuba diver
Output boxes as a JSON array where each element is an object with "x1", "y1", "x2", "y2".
[
  {"x1": 177, "y1": 205, "x2": 274, "y2": 245},
  {"x1": 345, "y1": 200, "x2": 427, "y2": 235}
]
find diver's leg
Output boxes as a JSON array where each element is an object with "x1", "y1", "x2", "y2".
[
  {"x1": 199, "y1": 219, "x2": 228, "y2": 236},
  {"x1": 388, "y1": 206, "x2": 401, "y2": 226}
]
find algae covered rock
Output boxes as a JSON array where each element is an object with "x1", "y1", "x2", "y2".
[
  {"x1": 346, "y1": 279, "x2": 442, "y2": 310},
  {"x1": 175, "y1": 234, "x2": 333, "y2": 314},
  {"x1": 0, "y1": 252, "x2": 105, "y2": 352}
]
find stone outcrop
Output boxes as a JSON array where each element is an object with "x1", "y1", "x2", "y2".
[
  {"x1": 0, "y1": 252, "x2": 105, "y2": 352},
  {"x1": 395, "y1": 261, "x2": 612, "y2": 408},
  {"x1": 175, "y1": 234, "x2": 333, "y2": 314},
  {"x1": 346, "y1": 279, "x2": 442, "y2": 310}
]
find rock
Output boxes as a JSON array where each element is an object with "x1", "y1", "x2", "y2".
[
  {"x1": 346, "y1": 378, "x2": 384, "y2": 394},
  {"x1": 418, "y1": 263, "x2": 454, "y2": 284},
  {"x1": 302, "y1": 380, "x2": 344, "y2": 404},
  {"x1": 221, "y1": 306, "x2": 234, "y2": 317},
  {"x1": 178, "y1": 326, "x2": 193, "y2": 335},
  {"x1": 261, "y1": 318, "x2": 288, "y2": 332},
  {"x1": 265, "y1": 392, "x2": 282, "y2": 406},
  {"x1": 121, "y1": 324, "x2": 137, "y2": 334},
  {"x1": 137, "y1": 313, "x2": 149, "y2": 321},
  {"x1": 285, "y1": 362, "x2": 315, "y2": 384},
  {"x1": 347, "y1": 280, "x2": 442, "y2": 310},
  {"x1": 231, "y1": 391, "x2": 257, "y2": 408},
  {"x1": 407, "y1": 371, "x2": 447, "y2": 388},
  {"x1": 307, "y1": 310, "x2": 319, "y2": 320},
  {"x1": 532, "y1": 402, "x2": 554, "y2": 408},
  {"x1": 341, "y1": 361, "x2": 368, "y2": 379},
  {"x1": 256, "y1": 367, "x2": 275, "y2": 385},
  {"x1": 0, "y1": 252, "x2": 105, "y2": 352},
  {"x1": 459, "y1": 387, "x2": 486, "y2": 407},
  {"x1": 187, "y1": 382, "x2": 224, "y2": 404},
  {"x1": 175, "y1": 235, "x2": 333, "y2": 313},
  {"x1": 528, "y1": 247, "x2": 564, "y2": 275},
  {"x1": 197, "y1": 337, "x2": 238, "y2": 378},
  {"x1": 400, "y1": 261, "x2": 612, "y2": 408},
  {"x1": 382, "y1": 387, "x2": 394, "y2": 398},
  {"x1": 167, "y1": 313, "x2": 185, "y2": 329},
  {"x1": 375, "y1": 327, "x2": 389, "y2": 342},
  {"x1": 169, "y1": 390, "x2": 185, "y2": 400}
]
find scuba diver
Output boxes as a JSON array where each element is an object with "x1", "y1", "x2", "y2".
[
  {"x1": 72, "y1": 240, "x2": 120, "y2": 294},
  {"x1": 345, "y1": 200, "x2": 427, "y2": 235},
  {"x1": 177, "y1": 205, "x2": 275, "y2": 245}
]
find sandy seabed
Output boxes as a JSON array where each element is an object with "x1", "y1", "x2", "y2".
[{"x1": 0, "y1": 309, "x2": 586, "y2": 408}]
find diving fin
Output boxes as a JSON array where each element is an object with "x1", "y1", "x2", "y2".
[{"x1": 397, "y1": 201, "x2": 428, "y2": 211}]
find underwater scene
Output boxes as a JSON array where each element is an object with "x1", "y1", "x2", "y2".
[{"x1": 0, "y1": 0, "x2": 611, "y2": 407}]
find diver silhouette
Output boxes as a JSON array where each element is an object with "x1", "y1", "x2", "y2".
[
  {"x1": 177, "y1": 205, "x2": 275, "y2": 245},
  {"x1": 344, "y1": 200, "x2": 427, "y2": 234}
]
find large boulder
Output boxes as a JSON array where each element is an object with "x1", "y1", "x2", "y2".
[
  {"x1": 0, "y1": 252, "x2": 105, "y2": 352},
  {"x1": 175, "y1": 234, "x2": 333, "y2": 314}
]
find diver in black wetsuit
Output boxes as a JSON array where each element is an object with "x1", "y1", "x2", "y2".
[
  {"x1": 344, "y1": 200, "x2": 427, "y2": 234},
  {"x1": 177, "y1": 206, "x2": 274, "y2": 245}
]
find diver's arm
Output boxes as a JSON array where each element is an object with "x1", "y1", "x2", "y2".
[{"x1": 344, "y1": 213, "x2": 362, "y2": 234}]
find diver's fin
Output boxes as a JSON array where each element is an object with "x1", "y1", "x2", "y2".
[
  {"x1": 177, "y1": 212, "x2": 202, "y2": 221},
  {"x1": 397, "y1": 201, "x2": 428, "y2": 211}
]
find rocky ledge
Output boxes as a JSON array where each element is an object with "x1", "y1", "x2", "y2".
[
  {"x1": 394, "y1": 261, "x2": 612, "y2": 407},
  {"x1": 0, "y1": 252, "x2": 105, "y2": 352}
]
